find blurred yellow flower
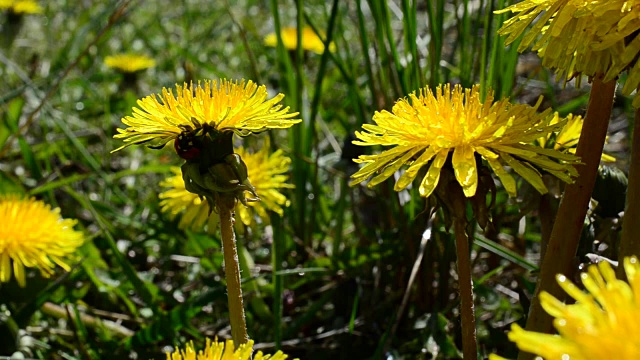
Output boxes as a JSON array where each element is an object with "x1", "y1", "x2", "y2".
[
  {"x1": 113, "y1": 79, "x2": 300, "y2": 152},
  {"x1": 167, "y1": 338, "x2": 289, "y2": 360},
  {"x1": 497, "y1": 0, "x2": 640, "y2": 106},
  {"x1": 502, "y1": 257, "x2": 640, "y2": 359},
  {"x1": 0, "y1": 195, "x2": 83, "y2": 287},
  {"x1": 0, "y1": 0, "x2": 42, "y2": 14},
  {"x1": 537, "y1": 114, "x2": 616, "y2": 162},
  {"x1": 159, "y1": 146, "x2": 293, "y2": 230},
  {"x1": 350, "y1": 84, "x2": 580, "y2": 198},
  {"x1": 104, "y1": 53, "x2": 156, "y2": 73},
  {"x1": 264, "y1": 26, "x2": 335, "y2": 54}
]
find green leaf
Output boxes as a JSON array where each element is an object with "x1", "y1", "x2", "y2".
[{"x1": 0, "y1": 97, "x2": 24, "y2": 149}]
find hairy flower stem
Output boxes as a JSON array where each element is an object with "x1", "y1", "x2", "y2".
[
  {"x1": 217, "y1": 195, "x2": 249, "y2": 346},
  {"x1": 454, "y1": 219, "x2": 477, "y2": 359},
  {"x1": 519, "y1": 77, "x2": 615, "y2": 360},
  {"x1": 618, "y1": 107, "x2": 640, "y2": 276}
]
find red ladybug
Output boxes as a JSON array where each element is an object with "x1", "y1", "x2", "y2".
[{"x1": 174, "y1": 131, "x2": 202, "y2": 160}]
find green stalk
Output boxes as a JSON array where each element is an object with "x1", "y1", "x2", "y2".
[
  {"x1": 217, "y1": 196, "x2": 248, "y2": 346},
  {"x1": 454, "y1": 219, "x2": 478, "y2": 359},
  {"x1": 425, "y1": 0, "x2": 444, "y2": 87},
  {"x1": 479, "y1": 1, "x2": 494, "y2": 98},
  {"x1": 519, "y1": 77, "x2": 615, "y2": 359},
  {"x1": 356, "y1": 0, "x2": 379, "y2": 106},
  {"x1": 618, "y1": 107, "x2": 640, "y2": 272},
  {"x1": 538, "y1": 194, "x2": 554, "y2": 263},
  {"x1": 271, "y1": 213, "x2": 285, "y2": 349}
]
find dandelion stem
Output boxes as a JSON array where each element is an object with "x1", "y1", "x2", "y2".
[
  {"x1": 217, "y1": 195, "x2": 249, "y2": 346},
  {"x1": 454, "y1": 218, "x2": 477, "y2": 359},
  {"x1": 538, "y1": 194, "x2": 554, "y2": 262},
  {"x1": 520, "y1": 77, "x2": 615, "y2": 359},
  {"x1": 618, "y1": 106, "x2": 640, "y2": 275}
]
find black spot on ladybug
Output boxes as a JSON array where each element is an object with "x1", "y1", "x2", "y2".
[{"x1": 174, "y1": 130, "x2": 202, "y2": 160}]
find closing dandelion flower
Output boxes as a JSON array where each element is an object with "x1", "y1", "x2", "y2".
[
  {"x1": 113, "y1": 79, "x2": 300, "y2": 152},
  {"x1": 0, "y1": 195, "x2": 83, "y2": 287},
  {"x1": 167, "y1": 338, "x2": 289, "y2": 360},
  {"x1": 104, "y1": 53, "x2": 156, "y2": 73},
  {"x1": 350, "y1": 84, "x2": 580, "y2": 198},
  {"x1": 0, "y1": 0, "x2": 42, "y2": 14},
  {"x1": 497, "y1": 0, "x2": 640, "y2": 106},
  {"x1": 537, "y1": 114, "x2": 616, "y2": 162},
  {"x1": 264, "y1": 26, "x2": 335, "y2": 54},
  {"x1": 503, "y1": 257, "x2": 640, "y2": 359},
  {"x1": 159, "y1": 146, "x2": 293, "y2": 230}
]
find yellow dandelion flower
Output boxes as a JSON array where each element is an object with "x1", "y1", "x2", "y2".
[
  {"x1": 159, "y1": 146, "x2": 293, "y2": 230},
  {"x1": 104, "y1": 53, "x2": 156, "y2": 73},
  {"x1": 112, "y1": 79, "x2": 300, "y2": 152},
  {"x1": 496, "y1": 0, "x2": 640, "y2": 106},
  {"x1": 166, "y1": 338, "x2": 289, "y2": 360},
  {"x1": 0, "y1": 195, "x2": 83, "y2": 287},
  {"x1": 264, "y1": 26, "x2": 336, "y2": 54},
  {"x1": 350, "y1": 84, "x2": 580, "y2": 198},
  {"x1": 537, "y1": 114, "x2": 616, "y2": 162},
  {"x1": 233, "y1": 146, "x2": 293, "y2": 225},
  {"x1": 0, "y1": 0, "x2": 42, "y2": 14},
  {"x1": 503, "y1": 257, "x2": 640, "y2": 359},
  {"x1": 159, "y1": 167, "x2": 211, "y2": 230}
]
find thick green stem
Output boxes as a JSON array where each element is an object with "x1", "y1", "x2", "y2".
[
  {"x1": 519, "y1": 77, "x2": 615, "y2": 359},
  {"x1": 618, "y1": 107, "x2": 640, "y2": 272},
  {"x1": 218, "y1": 196, "x2": 249, "y2": 346},
  {"x1": 454, "y1": 219, "x2": 477, "y2": 359},
  {"x1": 538, "y1": 194, "x2": 554, "y2": 263}
]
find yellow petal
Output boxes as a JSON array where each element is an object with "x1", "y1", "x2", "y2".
[
  {"x1": 452, "y1": 144, "x2": 478, "y2": 197},
  {"x1": 419, "y1": 150, "x2": 448, "y2": 198}
]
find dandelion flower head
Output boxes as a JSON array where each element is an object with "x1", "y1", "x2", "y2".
[
  {"x1": 0, "y1": 0, "x2": 42, "y2": 14},
  {"x1": 113, "y1": 79, "x2": 300, "y2": 152},
  {"x1": 0, "y1": 195, "x2": 84, "y2": 287},
  {"x1": 350, "y1": 84, "x2": 580, "y2": 198},
  {"x1": 166, "y1": 338, "x2": 289, "y2": 360},
  {"x1": 502, "y1": 257, "x2": 640, "y2": 359},
  {"x1": 537, "y1": 113, "x2": 616, "y2": 162},
  {"x1": 264, "y1": 26, "x2": 335, "y2": 54},
  {"x1": 497, "y1": 0, "x2": 640, "y2": 106},
  {"x1": 104, "y1": 53, "x2": 156, "y2": 73},
  {"x1": 159, "y1": 145, "x2": 293, "y2": 230}
]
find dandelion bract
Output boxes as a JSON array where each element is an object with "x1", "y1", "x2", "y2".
[{"x1": 159, "y1": 146, "x2": 293, "y2": 230}]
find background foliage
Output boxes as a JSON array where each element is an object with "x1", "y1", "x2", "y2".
[{"x1": 0, "y1": 0, "x2": 634, "y2": 359}]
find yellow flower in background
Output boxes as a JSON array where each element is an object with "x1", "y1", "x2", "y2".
[
  {"x1": 350, "y1": 84, "x2": 580, "y2": 198},
  {"x1": 537, "y1": 114, "x2": 616, "y2": 162},
  {"x1": 159, "y1": 167, "x2": 211, "y2": 231},
  {"x1": 264, "y1": 26, "x2": 335, "y2": 54},
  {"x1": 496, "y1": 0, "x2": 640, "y2": 106},
  {"x1": 234, "y1": 146, "x2": 293, "y2": 225},
  {"x1": 0, "y1": 0, "x2": 42, "y2": 14},
  {"x1": 112, "y1": 79, "x2": 300, "y2": 152},
  {"x1": 501, "y1": 257, "x2": 640, "y2": 359},
  {"x1": 166, "y1": 338, "x2": 289, "y2": 360},
  {"x1": 0, "y1": 196, "x2": 83, "y2": 287},
  {"x1": 159, "y1": 146, "x2": 293, "y2": 230},
  {"x1": 104, "y1": 53, "x2": 156, "y2": 73}
]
